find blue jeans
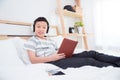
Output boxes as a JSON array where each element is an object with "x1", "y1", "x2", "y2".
[{"x1": 49, "y1": 50, "x2": 120, "y2": 69}]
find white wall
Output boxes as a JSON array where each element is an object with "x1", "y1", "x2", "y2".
[
  {"x1": 0, "y1": 0, "x2": 59, "y2": 35},
  {"x1": 93, "y1": 0, "x2": 120, "y2": 49},
  {"x1": 0, "y1": 0, "x2": 57, "y2": 23},
  {"x1": 0, "y1": 0, "x2": 94, "y2": 49},
  {"x1": 81, "y1": 0, "x2": 95, "y2": 49}
]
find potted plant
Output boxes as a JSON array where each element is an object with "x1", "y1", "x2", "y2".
[{"x1": 74, "y1": 21, "x2": 84, "y2": 33}]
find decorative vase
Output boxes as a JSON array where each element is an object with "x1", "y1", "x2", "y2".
[{"x1": 77, "y1": 27, "x2": 82, "y2": 34}]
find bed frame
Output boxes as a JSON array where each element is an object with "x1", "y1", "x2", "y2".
[{"x1": 0, "y1": 19, "x2": 60, "y2": 39}]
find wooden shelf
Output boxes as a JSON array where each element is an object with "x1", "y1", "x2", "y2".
[
  {"x1": 62, "y1": 10, "x2": 82, "y2": 18},
  {"x1": 56, "y1": 9, "x2": 82, "y2": 18},
  {"x1": 57, "y1": 0, "x2": 89, "y2": 50},
  {"x1": 0, "y1": 19, "x2": 32, "y2": 26},
  {"x1": 67, "y1": 33, "x2": 94, "y2": 37}
]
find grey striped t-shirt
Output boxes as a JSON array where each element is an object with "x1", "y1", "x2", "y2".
[{"x1": 24, "y1": 36, "x2": 58, "y2": 57}]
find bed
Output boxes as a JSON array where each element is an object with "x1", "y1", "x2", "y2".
[{"x1": 0, "y1": 20, "x2": 120, "y2": 80}]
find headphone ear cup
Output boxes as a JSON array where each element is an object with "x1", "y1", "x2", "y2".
[
  {"x1": 33, "y1": 23, "x2": 35, "y2": 32},
  {"x1": 30, "y1": 24, "x2": 34, "y2": 32},
  {"x1": 46, "y1": 25, "x2": 49, "y2": 33}
]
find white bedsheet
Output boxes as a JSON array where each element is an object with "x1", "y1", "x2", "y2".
[
  {"x1": 51, "y1": 66, "x2": 120, "y2": 80},
  {"x1": 0, "y1": 64, "x2": 120, "y2": 80},
  {"x1": 0, "y1": 65, "x2": 49, "y2": 80},
  {"x1": 0, "y1": 47, "x2": 120, "y2": 80}
]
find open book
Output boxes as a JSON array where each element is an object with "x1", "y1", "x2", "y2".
[{"x1": 58, "y1": 38, "x2": 78, "y2": 58}]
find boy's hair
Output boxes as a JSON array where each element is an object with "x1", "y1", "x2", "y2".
[{"x1": 33, "y1": 17, "x2": 49, "y2": 33}]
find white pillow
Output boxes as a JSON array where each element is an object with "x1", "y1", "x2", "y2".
[
  {"x1": 50, "y1": 35, "x2": 64, "y2": 48},
  {"x1": 12, "y1": 36, "x2": 64, "y2": 65},
  {"x1": 12, "y1": 37, "x2": 31, "y2": 65},
  {"x1": 0, "y1": 39, "x2": 24, "y2": 66}
]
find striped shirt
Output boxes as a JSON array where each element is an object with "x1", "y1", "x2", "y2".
[{"x1": 24, "y1": 36, "x2": 58, "y2": 57}]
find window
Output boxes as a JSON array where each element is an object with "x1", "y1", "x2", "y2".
[{"x1": 94, "y1": 0, "x2": 120, "y2": 49}]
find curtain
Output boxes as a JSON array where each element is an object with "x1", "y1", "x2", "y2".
[{"x1": 93, "y1": 0, "x2": 120, "y2": 50}]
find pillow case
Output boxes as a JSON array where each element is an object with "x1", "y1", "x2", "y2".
[
  {"x1": 12, "y1": 37, "x2": 31, "y2": 65},
  {"x1": 0, "y1": 39, "x2": 24, "y2": 66},
  {"x1": 12, "y1": 36, "x2": 64, "y2": 65}
]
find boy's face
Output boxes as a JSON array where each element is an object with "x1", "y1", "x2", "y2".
[{"x1": 35, "y1": 21, "x2": 47, "y2": 38}]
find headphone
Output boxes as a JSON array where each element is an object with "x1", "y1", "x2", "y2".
[{"x1": 33, "y1": 17, "x2": 49, "y2": 33}]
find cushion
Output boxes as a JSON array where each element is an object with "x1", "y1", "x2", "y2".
[
  {"x1": 12, "y1": 37, "x2": 31, "y2": 65},
  {"x1": 12, "y1": 36, "x2": 64, "y2": 65},
  {"x1": 0, "y1": 39, "x2": 24, "y2": 66}
]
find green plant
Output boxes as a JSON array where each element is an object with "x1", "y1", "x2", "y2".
[{"x1": 74, "y1": 21, "x2": 84, "y2": 27}]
